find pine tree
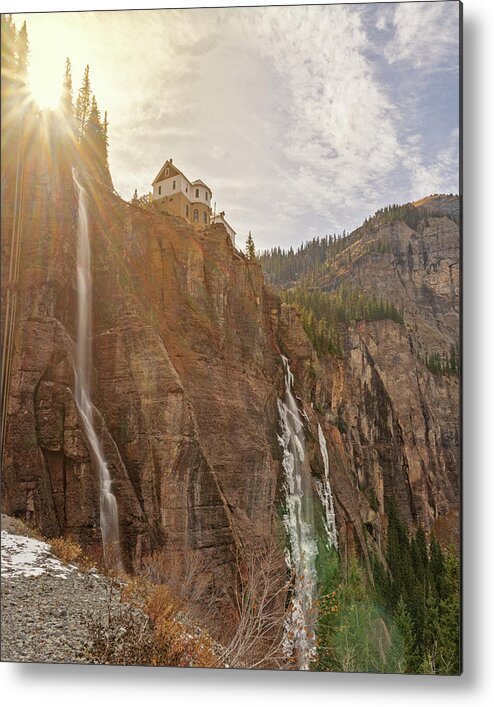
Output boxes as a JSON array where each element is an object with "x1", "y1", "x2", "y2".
[
  {"x1": 436, "y1": 550, "x2": 460, "y2": 674},
  {"x1": 75, "y1": 64, "x2": 91, "y2": 142},
  {"x1": 245, "y1": 231, "x2": 256, "y2": 260},
  {"x1": 60, "y1": 57, "x2": 73, "y2": 117},
  {"x1": 394, "y1": 596, "x2": 415, "y2": 673},
  {"x1": 102, "y1": 110, "x2": 109, "y2": 167},
  {"x1": 1, "y1": 15, "x2": 17, "y2": 109},
  {"x1": 15, "y1": 20, "x2": 29, "y2": 86}
]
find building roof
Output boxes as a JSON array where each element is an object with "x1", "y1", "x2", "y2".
[
  {"x1": 152, "y1": 159, "x2": 212, "y2": 193},
  {"x1": 152, "y1": 159, "x2": 187, "y2": 186},
  {"x1": 192, "y1": 178, "x2": 212, "y2": 192}
]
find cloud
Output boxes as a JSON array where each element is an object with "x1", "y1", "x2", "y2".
[
  {"x1": 383, "y1": 1, "x2": 460, "y2": 70},
  {"x1": 407, "y1": 128, "x2": 459, "y2": 198}
]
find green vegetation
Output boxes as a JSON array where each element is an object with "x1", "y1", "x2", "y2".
[
  {"x1": 315, "y1": 505, "x2": 460, "y2": 674},
  {"x1": 373, "y1": 502, "x2": 460, "y2": 674},
  {"x1": 245, "y1": 230, "x2": 256, "y2": 260},
  {"x1": 365, "y1": 202, "x2": 458, "y2": 230},
  {"x1": 260, "y1": 233, "x2": 352, "y2": 287},
  {"x1": 316, "y1": 550, "x2": 405, "y2": 673},
  {"x1": 281, "y1": 287, "x2": 404, "y2": 357},
  {"x1": 424, "y1": 344, "x2": 459, "y2": 377}
]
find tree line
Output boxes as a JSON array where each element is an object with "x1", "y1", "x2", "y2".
[
  {"x1": 61, "y1": 60, "x2": 112, "y2": 186},
  {"x1": 423, "y1": 345, "x2": 459, "y2": 377},
  {"x1": 363, "y1": 202, "x2": 459, "y2": 230},
  {"x1": 281, "y1": 287, "x2": 404, "y2": 358},
  {"x1": 259, "y1": 232, "x2": 354, "y2": 287}
]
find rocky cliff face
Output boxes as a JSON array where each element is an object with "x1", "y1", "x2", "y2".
[
  {"x1": 274, "y1": 200, "x2": 460, "y2": 550},
  {"x1": 1, "y1": 119, "x2": 460, "y2": 595}
]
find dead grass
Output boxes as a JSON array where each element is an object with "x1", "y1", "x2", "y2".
[
  {"x1": 84, "y1": 576, "x2": 218, "y2": 667},
  {"x1": 49, "y1": 536, "x2": 96, "y2": 572}
]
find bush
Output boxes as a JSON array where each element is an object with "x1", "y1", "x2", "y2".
[
  {"x1": 84, "y1": 577, "x2": 217, "y2": 667},
  {"x1": 49, "y1": 536, "x2": 95, "y2": 571}
]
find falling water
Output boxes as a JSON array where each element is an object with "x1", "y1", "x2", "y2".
[
  {"x1": 277, "y1": 355, "x2": 318, "y2": 670},
  {"x1": 72, "y1": 168, "x2": 122, "y2": 570},
  {"x1": 316, "y1": 424, "x2": 339, "y2": 551}
]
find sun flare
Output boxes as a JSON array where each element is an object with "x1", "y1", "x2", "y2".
[
  {"x1": 29, "y1": 77, "x2": 60, "y2": 110},
  {"x1": 24, "y1": 25, "x2": 68, "y2": 110},
  {"x1": 29, "y1": 67, "x2": 61, "y2": 110}
]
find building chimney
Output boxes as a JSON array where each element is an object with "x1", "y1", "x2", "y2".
[{"x1": 169, "y1": 158, "x2": 173, "y2": 164}]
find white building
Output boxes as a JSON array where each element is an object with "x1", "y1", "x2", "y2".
[{"x1": 211, "y1": 211, "x2": 236, "y2": 247}]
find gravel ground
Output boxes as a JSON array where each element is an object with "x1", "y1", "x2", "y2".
[
  {"x1": 1, "y1": 515, "x2": 122, "y2": 664},
  {"x1": 1, "y1": 515, "x2": 224, "y2": 667}
]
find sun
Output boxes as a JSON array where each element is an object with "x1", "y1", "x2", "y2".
[
  {"x1": 24, "y1": 24, "x2": 66, "y2": 110},
  {"x1": 28, "y1": 69, "x2": 62, "y2": 110}
]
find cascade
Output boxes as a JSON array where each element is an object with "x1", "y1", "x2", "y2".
[
  {"x1": 72, "y1": 168, "x2": 122, "y2": 570},
  {"x1": 316, "y1": 423, "x2": 339, "y2": 550},
  {"x1": 277, "y1": 355, "x2": 318, "y2": 670}
]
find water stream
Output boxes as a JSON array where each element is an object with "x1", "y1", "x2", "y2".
[
  {"x1": 316, "y1": 423, "x2": 339, "y2": 551},
  {"x1": 277, "y1": 355, "x2": 318, "y2": 670},
  {"x1": 72, "y1": 168, "x2": 122, "y2": 570}
]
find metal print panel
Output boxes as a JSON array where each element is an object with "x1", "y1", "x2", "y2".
[{"x1": 0, "y1": 1, "x2": 461, "y2": 674}]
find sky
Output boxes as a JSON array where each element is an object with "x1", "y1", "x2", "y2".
[{"x1": 14, "y1": 1, "x2": 460, "y2": 251}]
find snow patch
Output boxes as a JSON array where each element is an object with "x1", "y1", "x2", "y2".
[{"x1": 1, "y1": 530, "x2": 74, "y2": 579}]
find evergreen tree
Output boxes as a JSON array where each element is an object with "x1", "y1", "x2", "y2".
[
  {"x1": 81, "y1": 97, "x2": 104, "y2": 170},
  {"x1": 75, "y1": 64, "x2": 91, "y2": 142},
  {"x1": 436, "y1": 550, "x2": 460, "y2": 674},
  {"x1": 15, "y1": 20, "x2": 29, "y2": 86},
  {"x1": 1, "y1": 15, "x2": 17, "y2": 111},
  {"x1": 245, "y1": 231, "x2": 256, "y2": 260},
  {"x1": 394, "y1": 595, "x2": 415, "y2": 673},
  {"x1": 60, "y1": 57, "x2": 73, "y2": 117},
  {"x1": 102, "y1": 110, "x2": 109, "y2": 167}
]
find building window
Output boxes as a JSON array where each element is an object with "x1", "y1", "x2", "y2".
[
  {"x1": 205, "y1": 191, "x2": 208, "y2": 200},
  {"x1": 186, "y1": 185, "x2": 188, "y2": 193},
  {"x1": 158, "y1": 186, "x2": 161, "y2": 195},
  {"x1": 193, "y1": 209, "x2": 199, "y2": 222},
  {"x1": 195, "y1": 188, "x2": 199, "y2": 198},
  {"x1": 186, "y1": 205, "x2": 189, "y2": 217},
  {"x1": 165, "y1": 168, "x2": 169, "y2": 177},
  {"x1": 173, "y1": 180, "x2": 176, "y2": 190},
  {"x1": 203, "y1": 211, "x2": 207, "y2": 224}
]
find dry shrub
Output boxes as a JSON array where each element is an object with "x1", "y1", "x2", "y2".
[
  {"x1": 140, "y1": 540, "x2": 292, "y2": 670},
  {"x1": 141, "y1": 548, "x2": 218, "y2": 627},
  {"x1": 146, "y1": 584, "x2": 216, "y2": 668},
  {"x1": 49, "y1": 536, "x2": 95, "y2": 571},
  {"x1": 219, "y1": 539, "x2": 292, "y2": 670},
  {"x1": 85, "y1": 576, "x2": 217, "y2": 667}
]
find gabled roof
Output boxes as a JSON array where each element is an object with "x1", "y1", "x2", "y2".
[
  {"x1": 152, "y1": 159, "x2": 187, "y2": 186},
  {"x1": 152, "y1": 160, "x2": 213, "y2": 194}
]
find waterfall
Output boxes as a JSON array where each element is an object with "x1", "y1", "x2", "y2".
[
  {"x1": 277, "y1": 355, "x2": 318, "y2": 670},
  {"x1": 72, "y1": 169, "x2": 122, "y2": 570},
  {"x1": 316, "y1": 424, "x2": 338, "y2": 551}
]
